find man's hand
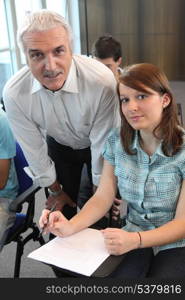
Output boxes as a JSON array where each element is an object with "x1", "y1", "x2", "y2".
[
  {"x1": 111, "y1": 198, "x2": 122, "y2": 221},
  {"x1": 45, "y1": 190, "x2": 76, "y2": 211}
]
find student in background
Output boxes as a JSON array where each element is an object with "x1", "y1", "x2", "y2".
[
  {"x1": 40, "y1": 63, "x2": 185, "y2": 278},
  {"x1": 91, "y1": 35, "x2": 123, "y2": 81},
  {"x1": 0, "y1": 107, "x2": 18, "y2": 252}
]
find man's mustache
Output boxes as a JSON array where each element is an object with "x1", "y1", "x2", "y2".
[{"x1": 43, "y1": 70, "x2": 64, "y2": 78}]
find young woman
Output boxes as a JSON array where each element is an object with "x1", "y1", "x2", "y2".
[{"x1": 39, "y1": 63, "x2": 185, "y2": 278}]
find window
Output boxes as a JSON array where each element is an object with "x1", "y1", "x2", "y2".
[
  {"x1": 0, "y1": 0, "x2": 12, "y2": 99},
  {"x1": 46, "y1": 0, "x2": 67, "y2": 13},
  {"x1": 45, "y1": 0, "x2": 81, "y2": 54},
  {"x1": 14, "y1": 0, "x2": 42, "y2": 65}
]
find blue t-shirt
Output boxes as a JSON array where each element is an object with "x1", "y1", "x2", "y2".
[
  {"x1": 102, "y1": 128, "x2": 185, "y2": 254},
  {"x1": 0, "y1": 108, "x2": 18, "y2": 200}
]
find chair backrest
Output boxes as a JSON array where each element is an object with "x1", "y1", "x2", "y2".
[{"x1": 14, "y1": 143, "x2": 33, "y2": 195}]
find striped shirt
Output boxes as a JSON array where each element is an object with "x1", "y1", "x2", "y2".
[{"x1": 102, "y1": 128, "x2": 185, "y2": 254}]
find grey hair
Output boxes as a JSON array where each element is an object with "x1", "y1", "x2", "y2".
[{"x1": 17, "y1": 9, "x2": 73, "y2": 52}]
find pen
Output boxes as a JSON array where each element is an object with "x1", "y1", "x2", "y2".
[{"x1": 39, "y1": 202, "x2": 57, "y2": 237}]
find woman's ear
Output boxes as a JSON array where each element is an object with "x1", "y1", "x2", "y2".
[{"x1": 162, "y1": 93, "x2": 171, "y2": 108}]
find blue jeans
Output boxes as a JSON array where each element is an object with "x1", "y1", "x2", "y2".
[{"x1": 0, "y1": 198, "x2": 16, "y2": 251}]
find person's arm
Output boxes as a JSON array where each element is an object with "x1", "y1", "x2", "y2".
[
  {"x1": 46, "y1": 180, "x2": 76, "y2": 211},
  {"x1": 4, "y1": 95, "x2": 75, "y2": 210},
  {"x1": 39, "y1": 160, "x2": 117, "y2": 236},
  {"x1": 70, "y1": 160, "x2": 117, "y2": 230},
  {"x1": 89, "y1": 83, "x2": 119, "y2": 187},
  {"x1": 0, "y1": 159, "x2": 10, "y2": 189},
  {"x1": 0, "y1": 109, "x2": 16, "y2": 190},
  {"x1": 102, "y1": 180, "x2": 185, "y2": 255},
  {"x1": 4, "y1": 94, "x2": 56, "y2": 187}
]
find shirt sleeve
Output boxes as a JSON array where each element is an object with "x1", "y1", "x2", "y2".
[
  {"x1": 89, "y1": 81, "x2": 120, "y2": 186},
  {"x1": 3, "y1": 94, "x2": 56, "y2": 187},
  {"x1": 0, "y1": 110, "x2": 16, "y2": 159},
  {"x1": 102, "y1": 129, "x2": 117, "y2": 167}
]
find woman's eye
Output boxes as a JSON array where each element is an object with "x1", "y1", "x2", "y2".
[
  {"x1": 137, "y1": 94, "x2": 147, "y2": 100},
  {"x1": 120, "y1": 97, "x2": 129, "y2": 103}
]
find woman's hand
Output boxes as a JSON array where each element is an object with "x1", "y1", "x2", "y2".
[
  {"x1": 39, "y1": 209, "x2": 75, "y2": 237},
  {"x1": 101, "y1": 228, "x2": 140, "y2": 255}
]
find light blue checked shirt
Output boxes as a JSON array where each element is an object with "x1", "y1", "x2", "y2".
[{"x1": 102, "y1": 128, "x2": 185, "y2": 254}]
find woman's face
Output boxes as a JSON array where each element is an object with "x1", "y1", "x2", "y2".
[{"x1": 119, "y1": 83, "x2": 170, "y2": 133}]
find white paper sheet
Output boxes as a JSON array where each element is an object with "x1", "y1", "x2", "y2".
[{"x1": 28, "y1": 228, "x2": 110, "y2": 276}]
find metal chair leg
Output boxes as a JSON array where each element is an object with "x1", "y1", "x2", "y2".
[{"x1": 14, "y1": 237, "x2": 24, "y2": 278}]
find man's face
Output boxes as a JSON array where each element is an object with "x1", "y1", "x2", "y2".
[{"x1": 23, "y1": 26, "x2": 72, "y2": 91}]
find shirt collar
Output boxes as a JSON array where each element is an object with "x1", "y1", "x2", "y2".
[
  {"x1": 132, "y1": 131, "x2": 139, "y2": 151},
  {"x1": 31, "y1": 58, "x2": 79, "y2": 95},
  {"x1": 131, "y1": 131, "x2": 166, "y2": 158}
]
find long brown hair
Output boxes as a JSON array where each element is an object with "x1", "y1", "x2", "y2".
[{"x1": 117, "y1": 63, "x2": 183, "y2": 156}]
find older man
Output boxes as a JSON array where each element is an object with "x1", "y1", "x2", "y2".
[{"x1": 3, "y1": 10, "x2": 119, "y2": 220}]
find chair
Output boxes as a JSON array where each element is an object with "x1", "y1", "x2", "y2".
[
  {"x1": 4, "y1": 142, "x2": 45, "y2": 278},
  {"x1": 5, "y1": 142, "x2": 125, "y2": 278}
]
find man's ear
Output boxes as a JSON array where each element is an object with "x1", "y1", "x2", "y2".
[
  {"x1": 117, "y1": 57, "x2": 122, "y2": 66},
  {"x1": 162, "y1": 93, "x2": 171, "y2": 108}
]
